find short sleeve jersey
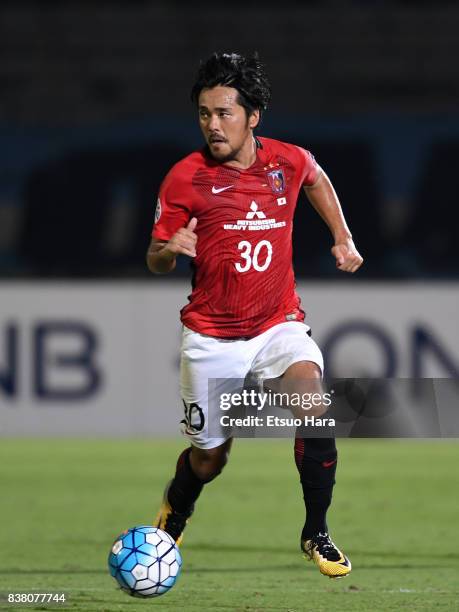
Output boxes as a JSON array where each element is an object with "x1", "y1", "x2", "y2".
[{"x1": 152, "y1": 136, "x2": 320, "y2": 338}]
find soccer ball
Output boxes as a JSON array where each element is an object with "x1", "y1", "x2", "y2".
[{"x1": 108, "y1": 526, "x2": 182, "y2": 598}]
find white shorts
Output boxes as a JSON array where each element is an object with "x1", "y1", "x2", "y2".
[{"x1": 179, "y1": 321, "x2": 324, "y2": 449}]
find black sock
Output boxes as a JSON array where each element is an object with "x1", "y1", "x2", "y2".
[
  {"x1": 294, "y1": 437, "x2": 337, "y2": 540},
  {"x1": 167, "y1": 447, "x2": 205, "y2": 515}
]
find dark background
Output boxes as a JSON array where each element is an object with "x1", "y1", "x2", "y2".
[{"x1": 1, "y1": 0, "x2": 458, "y2": 279}]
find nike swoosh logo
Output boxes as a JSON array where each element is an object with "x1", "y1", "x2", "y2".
[
  {"x1": 322, "y1": 460, "x2": 337, "y2": 468},
  {"x1": 212, "y1": 185, "x2": 234, "y2": 194}
]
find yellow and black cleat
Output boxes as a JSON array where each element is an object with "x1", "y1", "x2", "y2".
[
  {"x1": 301, "y1": 532, "x2": 352, "y2": 579},
  {"x1": 154, "y1": 481, "x2": 193, "y2": 547}
]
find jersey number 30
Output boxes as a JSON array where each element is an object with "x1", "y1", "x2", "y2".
[{"x1": 235, "y1": 240, "x2": 273, "y2": 272}]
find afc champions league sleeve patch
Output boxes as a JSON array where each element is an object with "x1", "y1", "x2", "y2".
[{"x1": 154, "y1": 197, "x2": 162, "y2": 223}]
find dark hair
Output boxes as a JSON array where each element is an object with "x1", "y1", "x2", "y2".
[{"x1": 190, "y1": 52, "x2": 271, "y2": 118}]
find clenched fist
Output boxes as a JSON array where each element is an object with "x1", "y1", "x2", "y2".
[{"x1": 331, "y1": 238, "x2": 363, "y2": 273}]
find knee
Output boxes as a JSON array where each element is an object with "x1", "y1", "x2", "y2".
[{"x1": 190, "y1": 447, "x2": 230, "y2": 482}]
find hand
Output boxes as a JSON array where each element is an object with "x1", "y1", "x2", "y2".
[
  {"x1": 164, "y1": 217, "x2": 198, "y2": 258},
  {"x1": 331, "y1": 238, "x2": 363, "y2": 273}
]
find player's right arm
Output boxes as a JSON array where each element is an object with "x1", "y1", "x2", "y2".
[
  {"x1": 147, "y1": 161, "x2": 197, "y2": 275},
  {"x1": 146, "y1": 218, "x2": 198, "y2": 275}
]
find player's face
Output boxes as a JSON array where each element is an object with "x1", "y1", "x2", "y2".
[{"x1": 198, "y1": 86, "x2": 259, "y2": 163}]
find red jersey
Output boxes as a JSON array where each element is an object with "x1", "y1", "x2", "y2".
[{"x1": 152, "y1": 136, "x2": 320, "y2": 338}]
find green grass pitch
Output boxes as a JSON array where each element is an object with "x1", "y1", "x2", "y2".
[{"x1": 0, "y1": 439, "x2": 458, "y2": 612}]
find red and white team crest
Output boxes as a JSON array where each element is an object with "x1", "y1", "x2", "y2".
[{"x1": 267, "y1": 169, "x2": 285, "y2": 194}]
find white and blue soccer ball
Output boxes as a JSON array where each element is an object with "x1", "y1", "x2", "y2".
[{"x1": 108, "y1": 526, "x2": 182, "y2": 598}]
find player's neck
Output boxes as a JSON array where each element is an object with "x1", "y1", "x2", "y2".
[{"x1": 223, "y1": 136, "x2": 257, "y2": 170}]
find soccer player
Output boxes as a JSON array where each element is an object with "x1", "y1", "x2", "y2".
[{"x1": 147, "y1": 52, "x2": 363, "y2": 579}]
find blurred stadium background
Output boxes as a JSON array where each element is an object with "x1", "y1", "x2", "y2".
[
  {"x1": 1, "y1": 1, "x2": 459, "y2": 280},
  {"x1": 0, "y1": 3, "x2": 458, "y2": 610}
]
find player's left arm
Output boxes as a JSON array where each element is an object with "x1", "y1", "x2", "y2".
[{"x1": 303, "y1": 170, "x2": 364, "y2": 273}]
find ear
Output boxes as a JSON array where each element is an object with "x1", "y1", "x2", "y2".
[{"x1": 249, "y1": 109, "x2": 260, "y2": 130}]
